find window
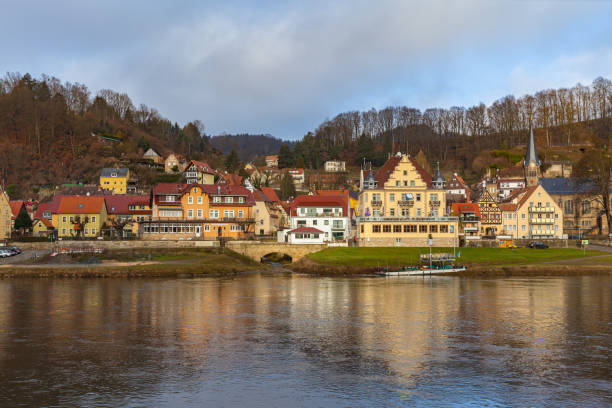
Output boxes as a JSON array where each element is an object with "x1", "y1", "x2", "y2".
[
  {"x1": 360, "y1": 224, "x2": 364, "y2": 233},
  {"x1": 390, "y1": 209, "x2": 395, "y2": 216},
  {"x1": 564, "y1": 200, "x2": 573, "y2": 214},
  {"x1": 91, "y1": 228, "x2": 96, "y2": 235},
  {"x1": 224, "y1": 210, "x2": 234, "y2": 219},
  {"x1": 188, "y1": 209, "x2": 194, "y2": 218},
  {"x1": 521, "y1": 213, "x2": 526, "y2": 219},
  {"x1": 91, "y1": 216, "x2": 96, "y2": 223},
  {"x1": 390, "y1": 193, "x2": 395, "y2": 202},
  {"x1": 522, "y1": 225, "x2": 526, "y2": 231},
  {"x1": 197, "y1": 196, "x2": 203, "y2": 204},
  {"x1": 324, "y1": 220, "x2": 329, "y2": 225},
  {"x1": 209, "y1": 210, "x2": 219, "y2": 219},
  {"x1": 396, "y1": 181, "x2": 400, "y2": 187},
  {"x1": 62, "y1": 228, "x2": 66, "y2": 235},
  {"x1": 429, "y1": 225, "x2": 438, "y2": 233},
  {"x1": 166, "y1": 196, "x2": 175, "y2": 202},
  {"x1": 582, "y1": 201, "x2": 591, "y2": 215},
  {"x1": 419, "y1": 225, "x2": 427, "y2": 233},
  {"x1": 188, "y1": 196, "x2": 193, "y2": 204},
  {"x1": 197, "y1": 209, "x2": 203, "y2": 218},
  {"x1": 404, "y1": 224, "x2": 416, "y2": 233},
  {"x1": 393, "y1": 225, "x2": 402, "y2": 233},
  {"x1": 403, "y1": 170, "x2": 407, "y2": 176},
  {"x1": 62, "y1": 216, "x2": 66, "y2": 223},
  {"x1": 333, "y1": 220, "x2": 343, "y2": 229},
  {"x1": 313, "y1": 220, "x2": 317, "y2": 225},
  {"x1": 225, "y1": 197, "x2": 233, "y2": 203},
  {"x1": 214, "y1": 197, "x2": 221, "y2": 203},
  {"x1": 372, "y1": 225, "x2": 381, "y2": 233},
  {"x1": 440, "y1": 225, "x2": 448, "y2": 233},
  {"x1": 383, "y1": 225, "x2": 392, "y2": 233},
  {"x1": 238, "y1": 210, "x2": 244, "y2": 218},
  {"x1": 205, "y1": 225, "x2": 210, "y2": 231},
  {"x1": 403, "y1": 181, "x2": 408, "y2": 187},
  {"x1": 416, "y1": 209, "x2": 421, "y2": 217},
  {"x1": 401, "y1": 208, "x2": 409, "y2": 217},
  {"x1": 416, "y1": 194, "x2": 421, "y2": 202},
  {"x1": 69, "y1": 216, "x2": 74, "y2": 223}
]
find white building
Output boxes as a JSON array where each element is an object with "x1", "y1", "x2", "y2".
[
  {"x1": 282, "y1": 168, "x2": 305, "y2": 186},
  {"x1": 279, "y1": 227, "x2": 325, "y2": 244},
  {"x1": 324, "y1": 160, "x2": 346, "y2": 172},
  {"x1": 498, "y1": 178, "x2": 525, "y2": 200},
  {"x1": 446, "y1": 173, "x2": 469, "y2": 200},
  {"x1": 280, "y1": 195, "x2": 349, "y2": 243}
]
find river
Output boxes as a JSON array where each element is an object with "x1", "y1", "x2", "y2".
[{"x1": 0, "y1": 274, "x2": 609, "y2": 407}]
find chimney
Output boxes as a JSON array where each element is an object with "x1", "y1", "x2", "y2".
[{"x1": 217, "y1": 185, "x2": 221, "y2": 195}]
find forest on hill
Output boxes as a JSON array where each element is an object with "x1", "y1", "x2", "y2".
[
  {"x1": 0, "y1": 72, "x2": 224, "y2": 198},
  {"x1": 0, "y1": 71, "x2": 610, "y2": 198},
  {"x1": 210, "y1": 133, "x2": 294, "y2": 162}
]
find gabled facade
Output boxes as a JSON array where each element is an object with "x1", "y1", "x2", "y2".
[
  {"x1": 32, "y1": 202, "x2": 54, "y2": 236},
  {"x1": 100, "y1": 168, "x2": 130, "y2": 194},
  {"x1": 446, "y1": 173, "x2": 469, "y2": 201},
  {"x1": 357, "y1": 153, "x2": 458, "y2": 247},
  {"x1": 105, "y1": 195, "x2": 152, "y2": 237},
  {"x1": 56, "y1": 196, "x2": 108, "y2": 238},
  {"x1": 451, "y1": 203, "x2": 481, "y2": 240},
  {"x1": 143, "y1": 148, "x2": 163, "y2": 164},
  {"x1": 165, "y1": 153, "x2": 187, "y2": 173},
  {"x1": 184, "y1": 160, "x2": 215, "y2": 184},
  {"x1": 142, "y1": 183, "x2": 255, "y2": 240},
  {"x1": 0, "y1": 190, "x2": 11, "y2": 240},
  {"x1": 498, "y1": 178, "x2": 526, "y2": 200},
  {"x1": 475, "y1": 190, "x2": 502, "y2": 236},
  {"x1": 498, "y1": 185, "x2": 563, "y2": 239},
  {"x1": 265, "y1": 155, "x2": 279, "y2": 167},
  {"x1": 283, "y1": 195, "x2": 350, "y2": 242},
  {"x1": 324, "y1": 161, "x2": 346, "y2": 172}
]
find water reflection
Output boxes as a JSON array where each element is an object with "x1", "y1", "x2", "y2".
[{"x1": 0, "y1": 275, "x2": 609, "y2": 407}]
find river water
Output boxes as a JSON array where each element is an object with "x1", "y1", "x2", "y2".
[{"x1": 0, "y1": 274, "x2": 609, "y2": 407}]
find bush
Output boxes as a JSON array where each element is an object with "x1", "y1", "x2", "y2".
[
  {"x1": 491, "y1": 150, "x2": 523, "y2": 164},
  {"x1": 10, "y1": 236, "x2": 50, "y2": 242}
]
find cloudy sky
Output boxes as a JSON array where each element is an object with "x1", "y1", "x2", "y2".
[{"x1": 2, "y1": 0, "x2": 611, "y2": 139}]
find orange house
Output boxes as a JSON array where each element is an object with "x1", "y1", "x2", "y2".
[{"x1": 143, "y1": 183, "x2": 255, "y2": 240}]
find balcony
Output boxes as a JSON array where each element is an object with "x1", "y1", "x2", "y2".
[
  {"x1": 398, "y1": 199, "x2": 414, "y2": 207},
  {"x1": 528, "y1": 206, "x2": 554, "y2": 213},
  {"x1": 371, "y1": 200, "x2": 383, "y2": 207},
  {"x1": 461, "y1": 216, "x2": 480, "y2": 222},
  {"x1": 429, "y1": 200, "x2": 441, "y2": 207},
  {"x1": 464, "y1": 226, "x2": 479, "y2": 231},
  {"x1": 530, "y1": 218, "x2": 555, "y2": 224},
  {"x1": 358, "y1": 216, "x2": 458, "y2": 223},
  {"x1": 185, "y1": 172, "x2": 199, "y2": 178}
]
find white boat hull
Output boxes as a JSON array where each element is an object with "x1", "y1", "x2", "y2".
[{"x1": 380, "y1": 266, "x2": 466, "y2": 276}]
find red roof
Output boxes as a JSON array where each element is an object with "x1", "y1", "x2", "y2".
[
  {"x1": 34, "y1": 218, "x2": 54, "y2": 228},
  {"x1": 9, "y1": 201, "x2": 24, "y2": 219},
  {"x1": 34, "y1": 202, "x2": 52, "y2": 219},
  {"x1": 451, "y1": 202, "x2": 481, "y2": 217},
  {"x1": 218, "y1": 173, "x2": 243, "y2": 186},
  {"x1": 253, "y1": 190, "x2": 272, "y2": 202},
  {"x1": 290, "y1": 195, "x2": 347, "y2": 216},
  {"x1": 261, "y1": 187, "x2": 280, "y2": 203},
  {"x1": 105, "y1": 195, "x2": 150, "y2": 215},
  {"x1": 57, "y1": 196, "x2": 106, "y2": 214},
  {"x1": 186, "y1": 160, "x2": 215, "y2": 174},
  {"x1": 288, "y1": 227, "x2": 323, "y2": 234}
]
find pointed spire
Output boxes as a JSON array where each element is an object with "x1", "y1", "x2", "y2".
[{"x1": 525, "y1": 116, "x2": 540, "y2": 167}]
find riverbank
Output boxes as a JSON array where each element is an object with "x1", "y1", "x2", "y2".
[
  {"x1": 0, "y1": 248, "x2": 265, "y2": 278},
  {"x1": 294, "y1": 247, "x2": 612, "y2": 277}
]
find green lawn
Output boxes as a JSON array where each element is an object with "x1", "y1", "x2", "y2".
[{"x1": 307, "y1": 247, "x2": 604, "y2": 267}]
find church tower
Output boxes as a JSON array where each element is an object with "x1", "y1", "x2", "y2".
[{"x1": 524, "y1": 117, "x2": 541, "y2": 187}]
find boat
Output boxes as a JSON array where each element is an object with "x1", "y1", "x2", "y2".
[{"x1": 378, "y1": 253, "x2": 466, "y2": 276}]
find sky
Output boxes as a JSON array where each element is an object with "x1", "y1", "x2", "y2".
[{"x1": 2, "y1": 0, "x2": 612, "y2": 140}]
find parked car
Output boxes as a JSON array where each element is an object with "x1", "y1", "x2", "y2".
[
  {"x1": 0, "y1": 249, "x2": 13, "y2": 258},
  {"x1": 528, "y1": 241, "x2": 549, "y2": 249},
  {"x1": 9, "y1": 246, "x2": 21, "y2": 254}
]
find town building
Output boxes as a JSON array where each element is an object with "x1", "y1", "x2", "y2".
[
  {"x1": 498, "y1": 178, "x2": 526, "y2": 200},
  {"x1": 32, "y1": 202, "x2": 54, "y2": 236},
  {"x1": 141, "y1": 183, "x2": 255, "y2": 240},
  {"x1": 281, "y1": 168, "x2": 305, "y2": 188},
  {"x1": 253, "y1": 189, "x2": 281, "y2": 236},
  {"x1": 356, "y1": 153, "x2": 459, "y2": 247},
  {"x1": 446, "y1": 173, "x2": 469, "y2": 201},
  {"x1": 55, "y1": 196, "x2": 108, "y2": 238},
  {"x1": 143, "y1": 148, "x2": 163, "y2": 164},
  {"x1": 261, "y1": 187, "x2": 288, "y2": 228},
  {"x1": 542, "y1": 160, "x2": 572, "y2": 178},
  {"x1": 99, "y1": 168, "x2": 130, "y2": 194},
  {"x1": 308, "y1": 171, "x2": 348, "y2": 190},
  {"x1": 184, "y1": 160, "x2": 215, "y2": 184},
  {"x1": 324, "y1": 160, "x2": 346, "y2": 172},
  {"x1": 265, "y1": 155, "x2": 279, "y2": 168},
  {"x1": 0, "y1": 190, "x2": 11, "y2": 240},
  {"x1": 282, "y1": 227, "x2": 325, "y2": 244},
  {"x1": 540, "y1": 178, "x2": 606, "y2": 236},
  {"x1": 165, "y1": 153, "x2": 187, "y2": 173},
  {"x1": 451, "y1": 203, "x2": 481, "y2": 241},
  {"x1": 280, "y1": 194, "x2": 350, "y2": 242},
  {"x1": 105, "y1": 195, "x2": 152, "y2": 238},
  {"x1": 498, "y1": 185, "x2": 563, "y2": 239},
  {"x1": 474, "y1": 190, "x2": 502, "y2": 236}
]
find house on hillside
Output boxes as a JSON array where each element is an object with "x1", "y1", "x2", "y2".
[
  {"x1": 324, "y1": 160, "x2": 346, "y2": 172},
  {"x1": 281, "y1": 168, "x2": 305, "y2": 188},
  {"x1": 32, "y1": 202, "x2": 55, "y2": 237},
  {"x1": 184, "y1": 160, "x2": 215, "y2": 184},
  {"x1": 165, "y1": 153, "x2": 188, "y2": 173},
  {"x1": 55, "y1": 196, "x2": 108, "y2": 238},
  {"x1": 105, "y1": 195, "x2": 152, "y2": 238},
  {"x1": 446, "y1": 173, "x2": 469, "y2": 201},
  {"x1": 99, "y1": 168, "x2": 130, "y2": 195},
  {"x1": 265, "y1": 155, "x2": 278, "y2": 168},
  {"x1": 143, "y1": 148, "x2": 163, "y2": 164}
]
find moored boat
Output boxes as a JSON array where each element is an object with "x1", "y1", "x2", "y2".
[{"x1": 378, "y1": 253, "x2": 466, "y2": 276}]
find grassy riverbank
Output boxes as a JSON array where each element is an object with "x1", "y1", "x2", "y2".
[
  {"x1": 294, "y1": 247, "x2": 612, "y2": 276},
  {"x1": 0, "y1": 248, "x2": 263, "y2": 278}
]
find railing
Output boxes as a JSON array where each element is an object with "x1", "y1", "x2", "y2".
[
  {"x1": 464, "y1": 226, "x2": 479, "y2": 231},
  {"x1": 528, "y1": 207, "x2": 554, "y2": 213},
  {"x1": 185, "y1": 172, "x2": 198, "y2": 178},
  {"x1": 358, "y1": 216, "x2": 458, "y2": 222},
  {"x1": 398, "y1": 200, "x2": 414, "y2": 206},
  {"x1": 530, "y1": 218, "x2": 555, "y2": 224},
  {"x1": 461, "y1": 216, "x2": 480, "y2": 222},
  {"x1": 139, "y1": 217, "x2": 255, "y2": 223},
  {"x1": 371, "y1": 200, "x2": 383, "y2": 207},
  {"x1": 298, "y1": 213, "x2": 345, "y2": 218},
  {"x1": 429, "y1": 200, "x2": 441, "y2": 207}
]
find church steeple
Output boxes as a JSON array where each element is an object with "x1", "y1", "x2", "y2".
[{"x1": 524, "y1": 117, "x2": 541, "y2": 187}]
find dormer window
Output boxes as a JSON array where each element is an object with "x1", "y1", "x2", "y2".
[
  {"x1": 214, "y1": 197, "x2": 221, "y2": 203},
  {"x1": 239, "y1": 197, "x2": 244, "y2": 203},
  {"x1": 225, "y1": 197, "x2": 233, "y2": 203},
  {"x1": 111, "y1": 172, "x2": 117, "y2": 177}
]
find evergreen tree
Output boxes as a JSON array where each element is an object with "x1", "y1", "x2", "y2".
[
  {"x1": 356, "y1": 133, "x2": 375, "y2": 164},
  {"x1": 225, "y1": 149, "x2": 240, "y2": 173},
  {"x1": 278, "y1": 144, "x2": 294, "y2": 169},
  {"x1": 14, "y1": 206, "x2": 32, "y2": 231},
  {"x1": 137, "y1": 136, "x2": 150, "y2": 151},
  {"x1": 279, "y1": 173, "x2": 296, "y2": 200},
  {"x1": 295, "y1": 156, "x2": 305, "y2": 169},
  {"x1": 383, "y1": 132, "x2": 392, "y2": 156},
  {"x1": 238, "y1": 165, "x2": 250, "y2": 180}
]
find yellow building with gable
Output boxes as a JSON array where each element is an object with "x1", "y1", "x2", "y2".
[{"x1": 99, "y1": 168, "x2": 130, "y2": 194}]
